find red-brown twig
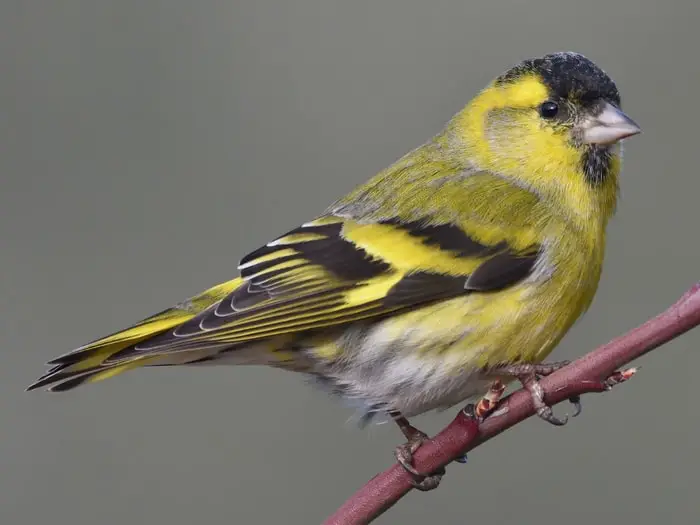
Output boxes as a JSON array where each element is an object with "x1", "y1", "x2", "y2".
[{"x1": 323, "y1": 283, "x2": 700, "y2": 525}]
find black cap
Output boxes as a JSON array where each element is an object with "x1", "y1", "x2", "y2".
[{"x1": 496, "y1": 52, "x2": 621, "y2": 106}]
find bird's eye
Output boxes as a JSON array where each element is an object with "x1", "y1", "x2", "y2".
[{"x1": 539, "y1": 101, "x2": 559, "y2": 119}]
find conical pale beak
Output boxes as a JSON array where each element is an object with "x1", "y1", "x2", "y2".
[{"x1": 582, "y1": 102, "x2": 641, "y2": 145}]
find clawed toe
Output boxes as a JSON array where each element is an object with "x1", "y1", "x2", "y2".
[
  {"x1": 568, "y1": 395, "x2": 582, "y2": 418},
  {"x1": 393, "y1": 430, "x2": 445, "y2": 491},
  {"x1": 536, "y1": 404, "x2": 568, "y2": 426},
  {"x1": 394, "y1": 432, "x2": 427, "y2": 478},
  {"x1": 392, "y1": 416, "x2": 448, "y2": 491},
  {"x1": 490, "y1": 361, "x2": 576, "y2": 427}
]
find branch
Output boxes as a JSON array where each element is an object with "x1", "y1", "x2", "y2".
[{"x1": 323, "y1": 283, "x2": 700, "y2": 525}]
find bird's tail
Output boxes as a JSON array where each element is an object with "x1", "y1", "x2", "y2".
[{"x1": 27, "y1": 278, "x2": 244, "y2": 392}]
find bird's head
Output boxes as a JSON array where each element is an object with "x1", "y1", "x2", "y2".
[{"x1": 451, "y1": 52, "x2": 641, "y2": 222}]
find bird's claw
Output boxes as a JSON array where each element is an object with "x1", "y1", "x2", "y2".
[
  {"x1": 454, "y1": 454, "x2": 469, "y2": 464},
  {"x1": 536, "y1": 404, "x2": 569, "y2": 426},
  {"x1": 489, "y1": 361, "x2": 578, "y2": 426},
  {"x1": 568, "y1": 395, "x2": 582, "y2": 418},
  {"x1": 491, "y1": 361, "x2": 570, "y2": 379},
  {"x1": 394, "y1": 429, "x2": 445, "y2": 491}
]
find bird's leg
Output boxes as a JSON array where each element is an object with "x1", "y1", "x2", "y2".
[
  {"x1": 391, "y1": 412, "x2": 445, "y2": 491},
  {"x1": 491, "y1": 361, "x2": 579, "y2": 426},
  {"x1": 390, "y1": 380, "x2": 512, "y2": 489}
]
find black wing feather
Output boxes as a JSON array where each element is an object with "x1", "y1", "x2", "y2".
[{"x1": 106, "y1": 216, "x2": 540, "y2": 362}]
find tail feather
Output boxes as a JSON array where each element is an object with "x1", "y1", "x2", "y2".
[
  {"x1": 31, "y1": 359, "x2": 156, "y2": 392},
  {"x1": 27, "y1": 278, "x2": 244, "y2": 392}
]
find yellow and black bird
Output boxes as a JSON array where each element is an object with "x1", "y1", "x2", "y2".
[{"x1": 29, "y1": 52, "x2": 640, "y2": 488}]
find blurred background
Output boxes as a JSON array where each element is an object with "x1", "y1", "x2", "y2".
[{"x1": 3, "y1": 1, "x2": 699, "y2": 523}]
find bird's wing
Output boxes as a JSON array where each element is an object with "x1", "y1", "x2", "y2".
[
  {"x1": 29, "y1": 171, "x2": 543, "y2": 391},
  {"x1": 108, "y1": 212, "x2": 540, "y2": 358}
]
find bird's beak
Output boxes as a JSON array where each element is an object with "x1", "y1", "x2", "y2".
[{"x1": 582, "y1": 102, "x2": 641, "y2": 145}]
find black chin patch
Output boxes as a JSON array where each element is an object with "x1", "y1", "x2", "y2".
[{"x1": 582, "y1": 145, "x2": 613, "y2": 185}]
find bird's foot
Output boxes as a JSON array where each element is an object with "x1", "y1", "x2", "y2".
[
  {"x1": 392, "y1": 415, "x2": 445, "y2": 491},
  {"x1": 491, "y1": 361, "x2": 578, "y2": 426},
  {"x1": 493, "y1": 361, "x2": 571, "y2": 377},
  {"x1": 521, "y1": 373, "x2": 569, "y2": 425}
]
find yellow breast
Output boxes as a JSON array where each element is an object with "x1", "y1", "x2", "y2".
[
  {"x1": 467, "y1": 219, "x2": 605, "y2": 367},
  {"x1": 370, "y1": 217, "x2": 606, "y2": 371}
]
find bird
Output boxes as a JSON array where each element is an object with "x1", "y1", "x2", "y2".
[{"x1": 29, "y1": 51, "x2": 640, "y2": 489}]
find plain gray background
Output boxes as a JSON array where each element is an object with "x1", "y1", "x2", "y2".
[{"x1": 3, "y1": 1, "x2": 699, "y2": 524}]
